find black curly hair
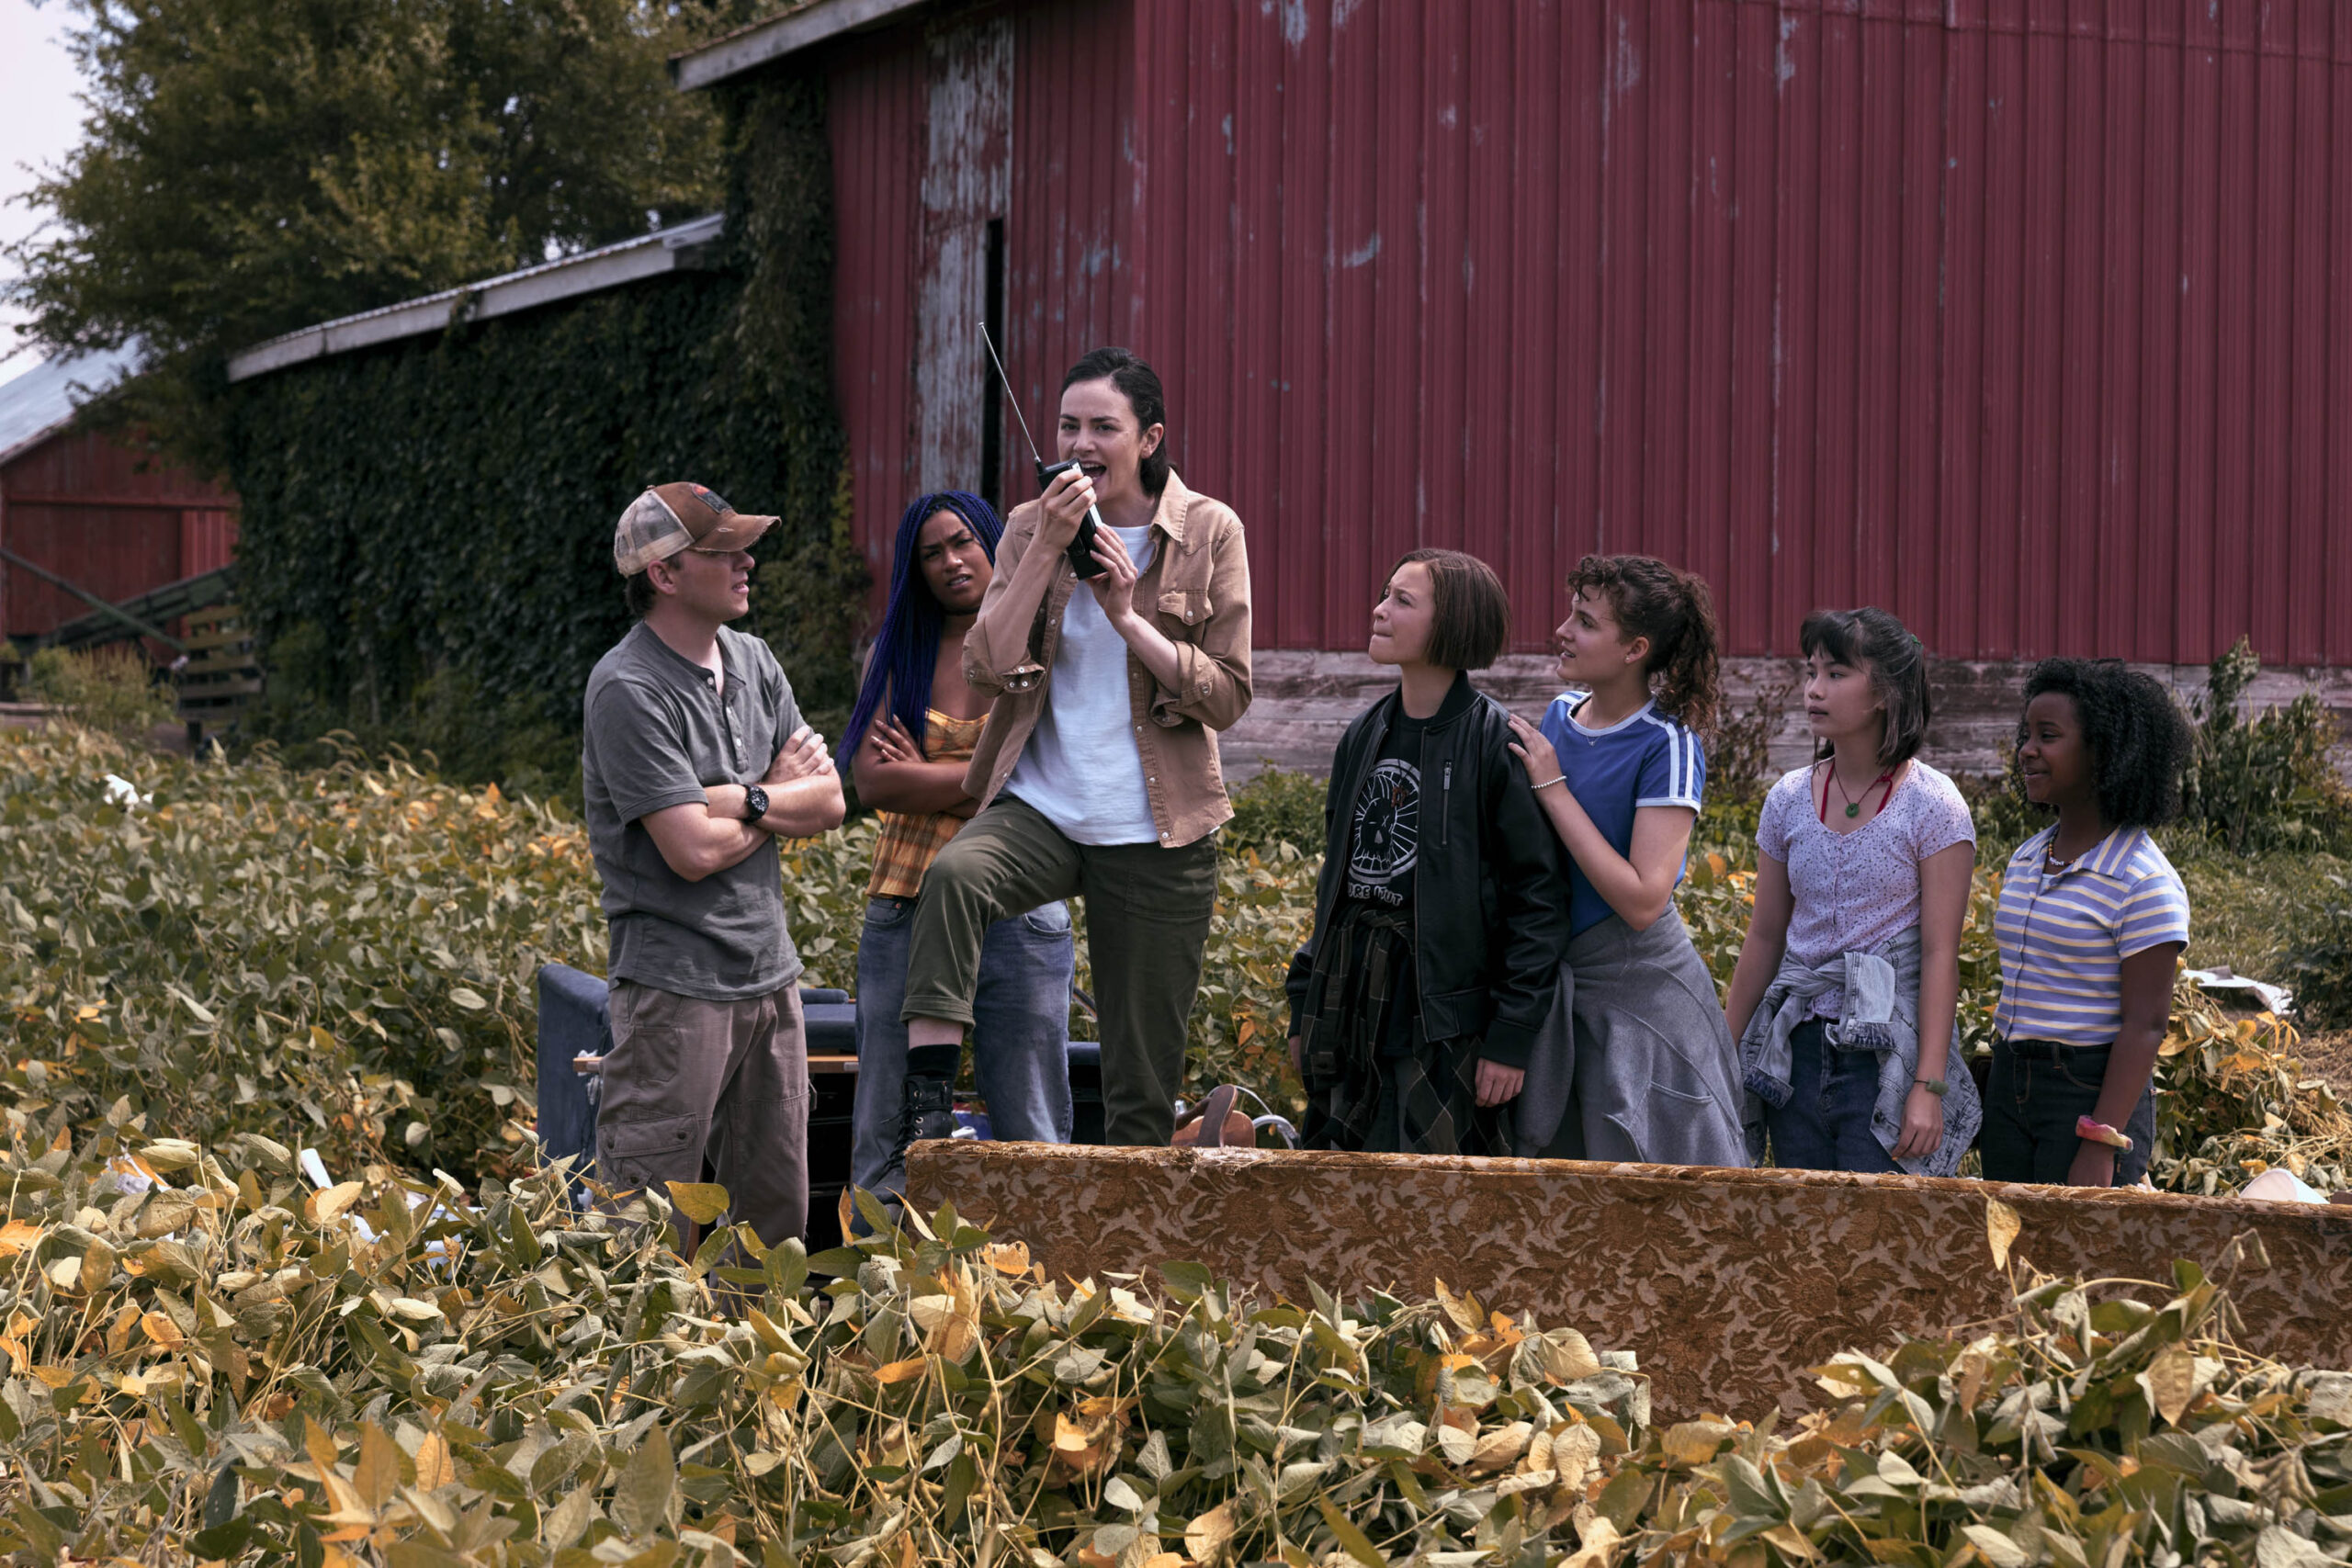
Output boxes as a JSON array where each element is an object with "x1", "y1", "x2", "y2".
[{"x1": 2018, "y1": 658, "x2": 2194, "y2": 829}]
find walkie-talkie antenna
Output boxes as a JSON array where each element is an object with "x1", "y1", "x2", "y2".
[
  {"x1": 978, "y1": 321, "x2": 1044, "y2": 464},
  {"x1": 974, "y1": 321, "x2": 1106, "y2": 579}
]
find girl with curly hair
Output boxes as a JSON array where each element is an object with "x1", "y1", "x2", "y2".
[
  {"x1": 1985, "y1": 659, "x2": 2194, "y2": 1187},
  {"x1": 1725, "y1": 608, "x2": 1981, "y2": 1175},
  {"x1": 1502, "y1": 555, "x2": 1747, "y2": 1165}
]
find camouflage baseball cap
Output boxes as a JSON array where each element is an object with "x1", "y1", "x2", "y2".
[{"x1": 613, "y1": 482, "x2": 779, "y2": 576}]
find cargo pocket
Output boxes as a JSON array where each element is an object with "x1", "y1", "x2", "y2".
[{"x1": 597, "y1": 1111, "x2": 701, "y2": 1190}]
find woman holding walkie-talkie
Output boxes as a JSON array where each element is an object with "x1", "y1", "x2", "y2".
[{"x1": 888, "y1": 346, "x2": 1252, "y2": 1158}]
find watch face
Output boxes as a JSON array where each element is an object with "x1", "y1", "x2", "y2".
[{"x1": 745, "y1": 785, "x2": 768, "y2": 820}]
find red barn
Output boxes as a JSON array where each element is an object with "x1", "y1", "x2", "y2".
[
  {"x1": 0, "y1": 349, "x2": 238, "y2": 652},
  {"x1": 680, "y1": 0, "x2": 2352, "y2": 770}
]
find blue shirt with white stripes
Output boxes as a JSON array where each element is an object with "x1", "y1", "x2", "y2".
[{"x1": 1539, "y1": 693, "x2": 1707, "y2": 937}]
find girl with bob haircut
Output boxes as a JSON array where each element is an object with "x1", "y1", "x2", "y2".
[
  {"x1": 1984, "y1": 659, "x2": 2194, "y2": 1187},
  {"x1": 897, "y1": 348, "x2": 1251, "y2": 1150},
  {"x1": 836, "y1": 491, "x2": 1077, "y2": 1203},
  {"x1": 1503, "y1": 555, "x2": 1747, "y2": 1165},
  {"x1": 1285, "y1": 549, "x2": 1569, "y2": 1155},
  {"x1": 1726, "y1": 607, "x2": 1982, "y2": 1175}
]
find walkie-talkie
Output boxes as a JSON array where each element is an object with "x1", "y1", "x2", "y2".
[{"x1": 978, "y1": 322, "x2": 1104, "y2": 579}]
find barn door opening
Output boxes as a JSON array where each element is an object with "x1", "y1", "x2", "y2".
[{"x1": 912, "y1": 14, "x2": 1012, "y2": 501}]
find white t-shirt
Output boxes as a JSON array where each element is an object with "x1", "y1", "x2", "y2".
[
  {"x1": 1005, "y1": 522, "x2": 1160, "y2": 845},
  {"x1": 1756, "y1": 760, "x2": 1978, "y2": 1019}
]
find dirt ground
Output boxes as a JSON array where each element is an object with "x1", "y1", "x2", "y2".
[{"x1": 2294, "y1": 1030, "x2": 2352, "y2": 1100}]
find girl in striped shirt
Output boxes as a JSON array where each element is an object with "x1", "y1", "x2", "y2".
[{"x1": 1986, "y1": 659, "x2": 2194, "y2": 1188}]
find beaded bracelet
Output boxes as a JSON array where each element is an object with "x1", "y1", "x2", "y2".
[{"x1": 2075, "y1": 1115, "x2": 2132, "y2": 1152}]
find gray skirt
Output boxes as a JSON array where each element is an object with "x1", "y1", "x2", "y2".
[{"x1": 1515, "y1": 907, "x2": 1750, "y2": 1168}]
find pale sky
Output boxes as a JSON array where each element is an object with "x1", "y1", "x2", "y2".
[{"x1": 0, "y1": 0, "x2": 85, "y2": 389}]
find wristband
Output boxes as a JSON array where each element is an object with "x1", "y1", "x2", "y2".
[
  {"x1": 1912, "y1": 1077, "x2": 1948, "y2": 1097},
  {"x1": 2075, "y1": 1116, "x2": 2132, "y2": 1152}
]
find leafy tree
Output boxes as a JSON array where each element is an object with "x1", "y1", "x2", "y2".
[{"x1": 5, "y1": 0, "x2": 735, "y2": 463}]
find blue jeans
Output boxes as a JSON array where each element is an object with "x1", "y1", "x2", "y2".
[
  {"x1": 851, "y1": 896, "x2": 1076, "y2": 1198},
  {"x1": 1762, "y1": 1020, "x2": 1897, "y2": 1173}
]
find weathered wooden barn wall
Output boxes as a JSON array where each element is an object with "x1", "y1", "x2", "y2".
[
  {"x1": 0, "y1": 424, "x2": 238, "y2": 641},
  {"x1": 820, "y1": 0, "x2": 2352, "y2": 682}
]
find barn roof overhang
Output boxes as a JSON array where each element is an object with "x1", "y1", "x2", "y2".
[
  {"x1": 670, "y1": 0, "x2": 933, "y2": 90},
  {"x1": 0, "y1": 344, "x2": 144, "y2": 468},
  {"x1": 224, "y1": 213, "x2": 726, "y2": 383}
]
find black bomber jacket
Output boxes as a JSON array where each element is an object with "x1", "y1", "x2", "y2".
[{"x1": 1283, "y1": 672, "x2": 1570, "y2": 1068}]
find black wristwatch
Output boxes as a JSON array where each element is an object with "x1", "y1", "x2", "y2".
[{"x1": 741, "y1": 784, "x2": 769, "y2": 823}]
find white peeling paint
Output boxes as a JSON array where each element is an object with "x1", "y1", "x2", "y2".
[
  {"x1": 1341, "y1": 232, "x2": 1381, "y2": 268},
  {"x1": 1616, "y1": 14, "x2": 1643, "y2": 93},
  {"x1": 1776, "y1": 15, "x2": 1798, "y2": 87},
  {"x1": 1279, "y1": 0, "x2": 1307, "y2": 47}
]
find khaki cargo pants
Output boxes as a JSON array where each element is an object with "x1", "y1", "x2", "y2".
[{"x1": 596, "y1": 981, "x2": 808, "y2": 1248}]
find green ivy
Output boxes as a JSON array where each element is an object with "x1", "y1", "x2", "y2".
[{"x1": 222, "y1": 67, "x2": 863, "y2": 795}]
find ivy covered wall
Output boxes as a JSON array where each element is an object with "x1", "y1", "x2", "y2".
[{"x1": 223, "y1": 72, "x2": 861, "y2": 796}]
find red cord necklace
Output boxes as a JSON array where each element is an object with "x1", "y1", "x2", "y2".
[{"x1": 1817, "y1": 761, "x2": 1896, "y2": 824}]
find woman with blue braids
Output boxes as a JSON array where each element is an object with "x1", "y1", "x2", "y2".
[{"x1": 840, "y1": 491, "x2": 1077, "y2": 1205}]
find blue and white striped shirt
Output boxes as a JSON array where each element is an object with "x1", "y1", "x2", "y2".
[{"x1": 1993, "y1": 825, "x2": 2190, "y2": 1046}]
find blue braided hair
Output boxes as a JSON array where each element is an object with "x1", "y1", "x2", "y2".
[{"x1": 836, "y1": 491, "x2": 1004, "y2": 772}]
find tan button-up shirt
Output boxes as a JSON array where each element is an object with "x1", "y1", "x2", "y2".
[{"x1": 959, "y1": 470, "x2": 1252, "y2": 848}]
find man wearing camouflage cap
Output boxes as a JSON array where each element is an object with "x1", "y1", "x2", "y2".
[{"x1": 582, "y1": 482, "x2": 846, "y2": 1247}]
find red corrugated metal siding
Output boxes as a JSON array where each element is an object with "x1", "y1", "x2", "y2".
[
  {"x1": 827, "y1": 26, "x2": 929, "y2": 582},
  {"x1": 0, "y1": 425, "x2": 238, "y2": 638},
  {"x1": 820, "y1": 0, "x2": 2352, "y2": 665}
]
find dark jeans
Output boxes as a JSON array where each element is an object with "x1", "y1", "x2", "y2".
[
  {"x1": 1762, "y1": 1020, "x2": 1896, "y2": 1174},
  {"x1": 851, "y1": 896, "x2": 1076, "y2": 1197},
  {"x1": 903, "y1": 795, "x2": 1220, "y2": 1145},
  {"x1": 1979, "y1": 1037, "x2": 2156, "y2": 1186}
]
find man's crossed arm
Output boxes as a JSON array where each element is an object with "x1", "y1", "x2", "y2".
[{"x1": 640, "y1": 726, "x2": 847, "y2": 882}]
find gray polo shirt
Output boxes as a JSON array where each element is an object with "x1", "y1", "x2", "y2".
[{"x1": 582, "y1": 621, "x2": 804, "y2": 1000}]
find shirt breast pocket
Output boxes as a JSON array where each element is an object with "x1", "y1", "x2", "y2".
[{"x1": 1156, "y1": 588, "x2": 1212, "y2": 640}]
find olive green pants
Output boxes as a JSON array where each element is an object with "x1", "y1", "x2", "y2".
[{"x1": 902, "y1": 795, "x2": 1218, "y2": 1145}]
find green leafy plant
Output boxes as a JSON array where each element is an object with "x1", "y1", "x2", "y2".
[
  {"x1": 6, "y1": 0, "x2": 732, "y2": 464},
  {"x1": 223, "y1": 62, "x2": 861, "y2": 800},
  {"x1": 0, "y1": 1115, "x2": 2344, "y2": 1568},
  {"x1": 2181, "y1": 637, "x2": 2352, "y2": 855},
  {"x1": 0, "y1": 725, "x2": 603, "y2": 1183},
  {"x1": 1224, "y1": 767, "x2": 1328, "y2": 859},
  {"x1": 20, "y1": 644, "x2": 173, "y2": 743},
  {"x1": 2279, "y1": 876, "x2": 2352, "y2": 1032}
]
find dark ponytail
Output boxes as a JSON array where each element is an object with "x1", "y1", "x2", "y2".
[
  {"x1": 1566, "y1": 554, "x2": 1724, "y2": 737},
  {"x1": 1062, "y1": 346, "x2": 1170, "y2": 495}
]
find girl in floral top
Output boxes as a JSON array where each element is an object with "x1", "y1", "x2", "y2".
[{"x1": 1724, "y1": 608, "x2": 1980, "y2": 1175}]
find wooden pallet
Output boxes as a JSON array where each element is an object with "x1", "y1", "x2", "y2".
[{"x1": 175, "y1": 603, "x2": 261, "y2": 742}]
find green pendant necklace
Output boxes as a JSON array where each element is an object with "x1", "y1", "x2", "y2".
[{"x1": 1824, "y1": 762, "x2": 1896, "y2": 821}]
